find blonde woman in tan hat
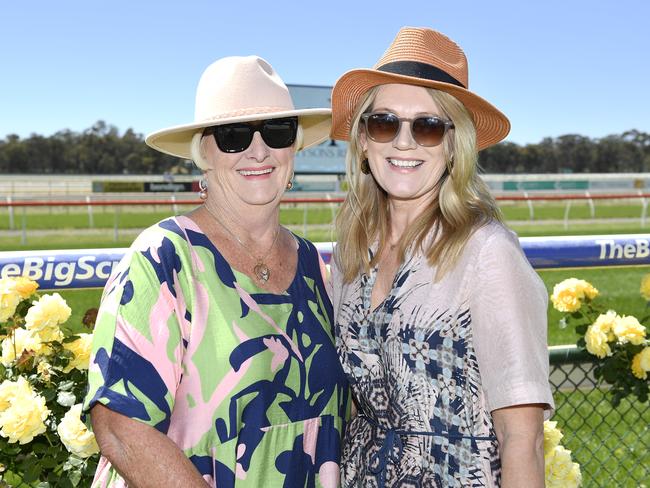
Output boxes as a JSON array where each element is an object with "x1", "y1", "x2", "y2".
[
  {"x1": 330, "y1": 28, "x2": 553, "y2": 487},
  {"x1": 84, "y1": 56, "x2": 350, "y2": 488}
]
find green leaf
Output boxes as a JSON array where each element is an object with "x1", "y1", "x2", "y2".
[
  {"x1": 31, "y1": 442, "x2": 49, "y2": 454},
  {"x1": 22, "y1": 462, "x2": 42, "y2": 483},
  {"x1": 42, "y1": 387, "x2": 58, "y2": 402},
  {"x1": 602, "y1": 363, "x2": 619, "y2": 384},
  {"x1": 67, "y1": 456, "x2": 83, "y2": 468},
  {"x1": 57, "y1": 380, "x2": 75, "y2": 391},
  {"x1": 575, "y1": 324, "x2": 588, "y2": 334},
  {"x1": 40, "y1": 455, "x2": 59, "y2": 469},
  {"x1": 69, "y1": 469, "x2": 82, "y2": 487}
]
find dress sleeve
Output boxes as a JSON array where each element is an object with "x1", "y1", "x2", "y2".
[
  {"x1": 469, "y1": 227, "x2": 555, "y2": 419},
  {"x1": 83, "y1": 233, "x2": 186, "y2": 434}
]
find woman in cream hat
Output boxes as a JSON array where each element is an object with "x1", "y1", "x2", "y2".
[
  {"x1": 330, "y1": 28, "x2": 553, "y2": 487},
  {"x1": 84, "y1": 55, "x2": 349, "y2": 487}
]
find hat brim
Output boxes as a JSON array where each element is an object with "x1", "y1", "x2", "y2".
[
  {"x1": 330, "y1": 69, "x2": 510, "y2": 150},
  {"x1": 146, "y1": 108, "x2": 332, "y2": 159}
]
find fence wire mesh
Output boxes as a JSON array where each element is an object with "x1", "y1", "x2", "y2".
[{"x1": 550, "y1": 346, "x2": 650, "y2": 487}]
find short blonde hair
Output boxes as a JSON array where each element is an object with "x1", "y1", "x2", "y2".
[{"x1": 334, "y1": 86, "x2": 502, "y2": 283}]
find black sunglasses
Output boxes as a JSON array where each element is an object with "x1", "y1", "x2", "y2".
[
  {"x1": 205, "y1": 117, "x2": 298, "y2": 153},
  {"x1": 360, "y1": 112, "x2": 454, "y2": 147}
]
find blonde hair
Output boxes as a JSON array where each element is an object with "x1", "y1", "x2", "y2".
[{"x1": 334, "y1": 86, "x2": 502, "y2": 283}]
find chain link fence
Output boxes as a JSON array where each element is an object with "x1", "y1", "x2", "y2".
[{"x1": 550, "y1": 346, "x2": 650, "y2": 487}]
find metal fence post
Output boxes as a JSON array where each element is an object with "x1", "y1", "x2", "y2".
[
  {"x1": 86, "y1": 195, "x2": 94, "y2": 229},
  {"x1": 585, "y1": 190, "x2": 595, "y2": 218},
  {"x1": 639, "y1": 190, "x2": 647, "y2": 227},
  {"x1": 113, "y1": 205, "x2": 120, "y2": 242},
  {"x1": 524, "y1": 191, "x2": 534, "y2": 220},
  {"x1": 563, "y1": 200, "x2": 572, "y2": 230},
  {"x1": 21, "y1": 206, "x2": 27, "y2": 245},
  {"x1": 7, "y1": 196, "x2": 14, "y2": 230}
]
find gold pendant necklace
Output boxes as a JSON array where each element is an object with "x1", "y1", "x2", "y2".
[{"x1": 203, "y1": 204, "x2": 280, "y2": 283}]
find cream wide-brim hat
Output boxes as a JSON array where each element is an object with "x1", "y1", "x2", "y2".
[
  {"x1": 146, "y1": 56, "x2": 331, "y2": 162},
  {"x1": 330, "y1": 27, "x2": 510, "y2": 151}
]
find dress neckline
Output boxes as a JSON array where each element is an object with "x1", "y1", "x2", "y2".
[{"x1": 173, "y1": 215, "x2": 302, "y2": 296}]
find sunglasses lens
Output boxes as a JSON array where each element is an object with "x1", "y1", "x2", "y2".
[
  {"x1": 366, "y1": 113, "x2": 400, "y2": 143},
  {"x1": 261, "y1": 118, "x2": 298, "y2": 149},
  {"x1": 215, "y1": 124, "x2": 254, "y2": 153},
  {"x1": 412, "y1": 117, "x2": 447, "y2": 146}
]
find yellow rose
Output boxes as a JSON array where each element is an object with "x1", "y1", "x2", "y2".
[
  {"x1": 24, "y1": 293, "x2": 70, "y2": 343},
  {"x1": 550, "y1": 278, "x2": 599, "y2": 313},
  {"x1": 0, "y1": 377, "x2": 49, "y2": 444},
  {"x1": 641, "y1": 273, "x2": 650, "y2": 301},
  {"x1": 0, "y1": 377, "x2": 31, "y2": 411},
  {"x1": 545, "y1": 445, "x2": 580, "y2": 488},
  {"x1": 585, "y1": 312, "x2": 617, "y2": 358},
  {"x1": 543, "y1": 420, "x2": 564, "y2": 452},
  {"x1": 566, "y1": 462, "x2": 582, "y2": 488},
  {"x1": 0, "y1": 278, "x2": 21, "y2": 322},
  {"x1": 585, "y1": 327, "x2": 611, "y2": 358},
  {"x1": 631, "y1": 347, "x2": 650, "y2": 380},
  {"x1": 13, "y1": 277, "x2": 39, "y2": 300},
  {"x1": 63, "y1": 333, "x2": 93, "y2": 372},
  {"x1": 578, "y1": 280, "x2": 599, "y2": 300},
  {"x1": 57, "y1": 404, "x2": 99, "y2": 458},
  {"x1": 612, "y1": 315, "x2": 646, "y2": 345},
  {"x1": 0, "y1": 328, "x2": 42, "y2": 366}
]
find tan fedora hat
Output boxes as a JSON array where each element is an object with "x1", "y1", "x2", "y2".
[
  {"x1": 146, "y1": 55, "x2": 331, "y2": 161},
  {"x1": 330, "y1": 27, "x2": 510, "y2": 150}
]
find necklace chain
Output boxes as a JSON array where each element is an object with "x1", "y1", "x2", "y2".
[{"x1": 203, "y1": 204, "x2": 280, "y2": 283}]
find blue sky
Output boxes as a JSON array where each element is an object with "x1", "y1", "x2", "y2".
[{"x1": 1, "y1": 0, "x2": 648, "y2": 145}]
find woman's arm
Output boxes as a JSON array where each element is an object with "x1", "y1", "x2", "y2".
[
  {"x1": 492, "y1": 403, "x2": 545, "y2": 488},
  {"x1": 91, "y1": 404, "x2": 209, "y2": 488}
]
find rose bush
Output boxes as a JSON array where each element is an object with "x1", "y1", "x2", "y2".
[
  {"x1": 0, "y1": 277, "x2": 98, "y2": 487},
  {"x1": 551, "y1": 276, "x2": 650, "y2": 406}
]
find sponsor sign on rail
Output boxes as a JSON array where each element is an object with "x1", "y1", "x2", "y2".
[{"x1": 1, "y1": 235, "x2": 650, "y2": 290}]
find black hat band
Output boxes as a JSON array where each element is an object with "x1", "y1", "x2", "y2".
[{"x1": 377, "y1": 61, "x2": 465, "y2": 89}]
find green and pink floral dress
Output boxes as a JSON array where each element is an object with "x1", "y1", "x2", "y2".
[{"x1": 84, "y1": 216, "x2": 349, "y2": 487}]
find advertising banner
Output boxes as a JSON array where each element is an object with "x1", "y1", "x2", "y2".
[{"x1": 2, "y1": 235, "x2": 650, "y2": 290}]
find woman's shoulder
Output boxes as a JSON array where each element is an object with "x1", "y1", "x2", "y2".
[
  {"x1": 466, "y1": 220, "x2": 521, "y2": 255},
  {"x1": 124, "y1": 215, "x2": 199, "y2": 269},
  {"x1": 130, "y1": 216, "x2": 197, "y2": 249}
]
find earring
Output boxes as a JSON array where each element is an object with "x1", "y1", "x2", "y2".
[
  {"x1": 198, "y1": 177, "x2": 208, "y2": 200},
  {"x1": 286, "y1": 180, "x2": 293, "y2": 190},
  {"x1": 360, "y1": 158, "x2": 370, "y2": 175}
]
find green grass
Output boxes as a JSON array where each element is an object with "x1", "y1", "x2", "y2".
[
  {"x1": 499, "y1": 201, "x2": 647, "y2": 221},
  {"x1": 0, "y1": 206, "x2": 339, "y2": 230},
  {"x1": 553, "y1": 388, "x2": 650, "y2": 486}
]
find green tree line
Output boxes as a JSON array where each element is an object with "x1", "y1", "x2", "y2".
[{"x1": 1, "y1": 121, "x2": 649, "y2": 174}]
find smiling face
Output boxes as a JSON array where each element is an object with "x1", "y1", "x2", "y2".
[
  {"x1": 202, "y1": 128, "x2": 294, "y2": 211},
  {"x1": 360, "y1": 84, "x2": 452, "y2": 213}
]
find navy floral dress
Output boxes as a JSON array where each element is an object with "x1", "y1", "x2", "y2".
[{"x1": 332, "y1": 222, "x2": 554, "y2": 487}]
